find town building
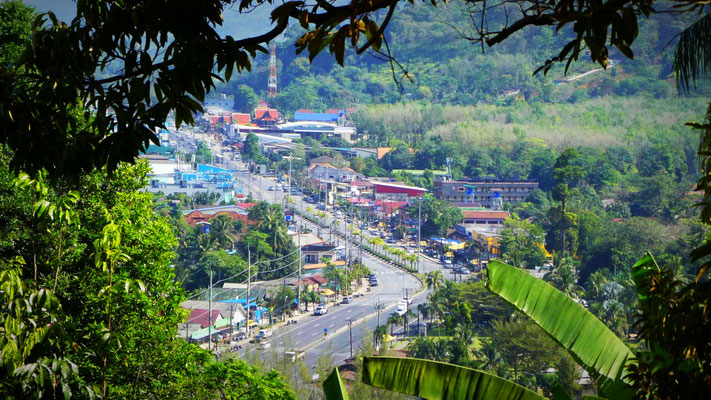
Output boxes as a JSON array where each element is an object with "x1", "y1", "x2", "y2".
[
  {"x1": 308, "y1": 163, "x2": 364, "y2": 183},
  {"x1": 203, "y1": 94, "x2": 234, "y2": 110},
  {"x1": 434, "y1": 178, "x2": 538, "y2": 208},
  {"x1": 371, "y1": 180, "x2": 427, "y2": 201}
]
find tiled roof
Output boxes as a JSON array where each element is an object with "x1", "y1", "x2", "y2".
[
  {"x1": 254, "y1": 108, "x2": 278, "y2": 120},
  {"x1": 232, "y1": 113, "x2": 251, "y2": 124},
  {"x1": 295, "y1": 109, "x2": 314, "y2": 113},
  {"x1": 325, "y1": 108, "x2": 342, "y2": 114}
]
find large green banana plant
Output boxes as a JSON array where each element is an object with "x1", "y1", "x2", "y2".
[
  {"x1": 485, "y1": 260, "x2": 635, "y2": 399},
  {"x1": 323, "y1": 259, "x2": 641, "y2": 400},
  {"x1": 324, "y1": 357, "x2": 546, "y2": 400}
]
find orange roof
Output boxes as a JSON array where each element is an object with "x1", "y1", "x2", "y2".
[
  {"x1": 232, "y1": 113, "x2": 251, "y2": 124},
  {"x1": 462, "y1": 211, "x2": 510, "y2": 220},
  {"x1": 376, "y1": 147, "x2": 393, "y2": 159},
  {"x1": 185, "y1": 210, "x2": 209, "y2": 225},
  {"x1": 325, "y1": 108, "x2": 342, "y2": 114},
  {"x1": 296, "y1": 109, "x2": 314, "y2": 113},
  {"x1": 255, "y1": 108, "x2": 278, "y2": 121}
]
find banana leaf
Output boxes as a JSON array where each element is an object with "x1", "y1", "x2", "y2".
[
  {"x1": 362, "y1": 356, "x2": 546, "y2": 400},
  {"x1": 550, "y1": 381, "x2": 573, "y2": 400},
  {"x1": 323, "y1": 367, "x2": 350, "y2": 400},
  {"x1": 486, "y1": 260, "x2": 634, "y2": 399},
  {"x1": 630, "y1": 252, "x2": 659, "y2": 308}
]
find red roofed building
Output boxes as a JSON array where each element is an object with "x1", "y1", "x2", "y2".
[
  {"x1": 325, "y1": 108, "x2": 342, "y2": 114},
  {"x1": 295, "y1": 109, "x2": 314, "y2": 113},
  {"x1": 236, "y1": 202, "x2": 257, "y2": 210},
  {"x1": 188, "y1": 309, "x2": 223, "y2": 328},
  {"x1": 254, "y1": 107, "x2": 279, "y2": 127},
  {"x1": 185, "y1": 210, "x2": 210, "y2": 225},
  {"x1": 374, "y1": 200, "x2": 408, "y2": 215},
  {"x1": 372, "y1": 181, "x2": 427, "y2": 200},
  {"x1": 232, "y1": 113, "x2": 251, "y2": 125},
  {"x1": 462, "y1": 210, "x2": 510, "y2": 225}
]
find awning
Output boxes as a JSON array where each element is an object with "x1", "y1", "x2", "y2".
[
  {"x1": 190, "y1": 326, "x2": 229, "y2": 340},
  {"x1": 320, "y1": 289, "x2": 335, "y2": 296},
  {"x1": 247, "y1": 320, "x2": 258, "y2": 327}
]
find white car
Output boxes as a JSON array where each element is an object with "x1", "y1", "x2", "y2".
[
  {"x1": 268, "y1": 186, "x2": 275, "y2": 191},
  {"x1": 258, "y1": 329, "x2": 273, "y2": 338},
  {"x1": 396, "y1": 302, "x2": 407, "y2": 315},
  {"x1": 315, "y1": 305, "x2": 328, "y2": 315},
  {"x1": 258, "y1": 342, "x2": 272, "y2": 350},
  {"x1": 403, "y1": 296, "x2": 413, "y2": 305}
]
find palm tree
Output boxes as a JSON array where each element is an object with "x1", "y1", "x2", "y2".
[
  {"x1": 387, "y1": 313, "x2": 402, "y2": 336},
  {"x1": 373, "y1": 325, "x2": 388, "y2": 350},
  {"x1": 544, "y1": 261, "x2": 583, "y2": 299},
  {"x1": 210, "y1": 214, "x2": 235, "y2": 249},
  {"x1": 403, "y1": 308, "x2": 415, "y2": 335},
  {"x1": 417, "y1": 303, "x2": 429, "y2": 336},
  {"x1": 425, "y1": 270, "x2": 444, "y2": 291}
]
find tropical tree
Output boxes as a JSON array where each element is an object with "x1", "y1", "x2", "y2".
[
  {"x1": 544, "y1": 261, "x2": 584, "y2": 299},
  {"x1": 425, "y1": 270, "x2": 444, "y2": 291},
  {"x1": 387, "y1": 313, "x2": 403, "y2": 336}
]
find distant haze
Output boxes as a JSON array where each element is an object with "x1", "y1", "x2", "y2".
[{"x1": 24, "y1": 0, "x2": 276, "y2": 40}]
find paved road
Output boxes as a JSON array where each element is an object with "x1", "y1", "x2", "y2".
[{"x1": 227, "y1": 165, "x2": 421, "y2": 367}]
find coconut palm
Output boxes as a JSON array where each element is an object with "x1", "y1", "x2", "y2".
[
  {"x1": 544, "y1": 261, "x2": 583, "y2": 299},
  {"x1": 425, "y1": 270, "x2": 444, "y2": 291},
  {"x1": 387, "y1": 313, "x2": 402, "y2": 336}
]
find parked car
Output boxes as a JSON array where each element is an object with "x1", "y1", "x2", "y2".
[
  {"x1": 369, "y1": 278, "x2": 378, "y2": 286},
  {"x1": 460, "y1": 267, "x2": 471, "y2": 275},
  {"x1": 268, "y1": 186, "x2": 275, "y2": 191},
  {"x1": 403, "y1": 296, "x2": 413, "y2": 305},
  {"x1": 443, "y1": 259, "x2": 453, "y2": 268},
  {"x1": 342, "y1": 296, "x2": 353, "y2": 304},
  {"x1": 258, "y1": 329, "x2": 273, "y2": 339},
  {"x1": 315, "y1": 305, "x2": 329, "y2": 315}
]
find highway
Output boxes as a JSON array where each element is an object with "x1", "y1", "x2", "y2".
[{"x1": 229, "y1": 164, "x2": 423, "y2": 368}]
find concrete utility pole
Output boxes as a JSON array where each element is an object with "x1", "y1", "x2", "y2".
[
  {"x1": 297, "y1": 199, "x2": 303, "y2": 313},
  {"x1": 347, "y1": 318, "x2": 354, "y2": 359},
  {"x1": 247, "y1": 246, "x2": 251, "y2": 339},
  {"x1": 375, "y1": 299, "x2": 384, "y2": 327},
  {"x1": 208, "y1": 267, "x2": 213, "y2": 351},
  {"x1": 417, "y1": 196, "x2": 422, "y2": 273}
]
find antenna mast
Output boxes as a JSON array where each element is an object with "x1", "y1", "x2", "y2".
[{"x1": 268, "y1": 43, "x2": 277, "y2": 98}]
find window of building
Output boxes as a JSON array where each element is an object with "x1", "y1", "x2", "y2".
[{"x1": 457, "y1": 186, "x2": 465, "y2": 192}]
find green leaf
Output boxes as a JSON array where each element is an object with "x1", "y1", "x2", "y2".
[
  {"x1": 362, "y1": 356, "x2": 546, "y2": 400},
  {"x1": 486, "y1": 261, "x2": 634, "y2": 399},
  {"x1": 323, "y1": 368, "x2": 350, "y2": 400},
  {"x1": 550, "y1": 380, "x2": 573, "y2": 400}
]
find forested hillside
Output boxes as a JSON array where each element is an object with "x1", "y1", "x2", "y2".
[{"x1": 218, "y1": 0, "x2": 707, "y2": 116}]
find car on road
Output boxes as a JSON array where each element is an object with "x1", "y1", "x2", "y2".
[
  {"x1": 369, "y1": 278, "x2": 378, "y2": 286},
  {"x1": 342, "y1": 296, "x2": 353, "y2": 304},
  {"x1": 442, "y1": 259, "x2": 453, "y2": 268},
  {"x1": 403, "y1": 296, "x2": 413, "y2": 305},
  {"x1": 460, "y1": 267, "x2": 471, "y2": 275},
  {"x1": 268, "y1": 186, "x2": 275, "y2": 191},
  {"x1": 396, "y1": 301, "x2": 407, "y2": 315},
  {"x1": 386, "y1": 238, "x2": 397, "y2": 244},
  {"x1": 257, "y1": 342, "x2": 272, "y2": 350},
  {"x1": 315, "y1": 305, "x2": 328, "y2": 315},
  {"x1": 258, "y1": 329, "x2": 273, "y2": 339}
]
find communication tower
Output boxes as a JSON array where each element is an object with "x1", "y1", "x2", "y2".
[{"x1": 267, "y1": 43, "x2": 277, "y2": 98}]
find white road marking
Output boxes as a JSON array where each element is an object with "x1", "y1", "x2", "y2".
[
  {"x1": 329, "y1": 324, "x2": 335, "y2": 328},
  {"x1": 330, "y1": 316, "x2": 336, "y2": 320},
  {"x1": 312, "y1": 332, "x2": 318, "y2": 336},
  {"x1": 314, "y1": 324, "x2": 320, "y2": 327}
]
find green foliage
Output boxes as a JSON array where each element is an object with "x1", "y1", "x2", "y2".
[
  {"x1": 362, "y1": 356, "x2": 546, "y2": 400},
  {"x1": 487, "y1": 260, "x2": 635, "y2": 399},
  {"x1": 499, "y1": 215, "x2": 547, "y2": 269}
]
